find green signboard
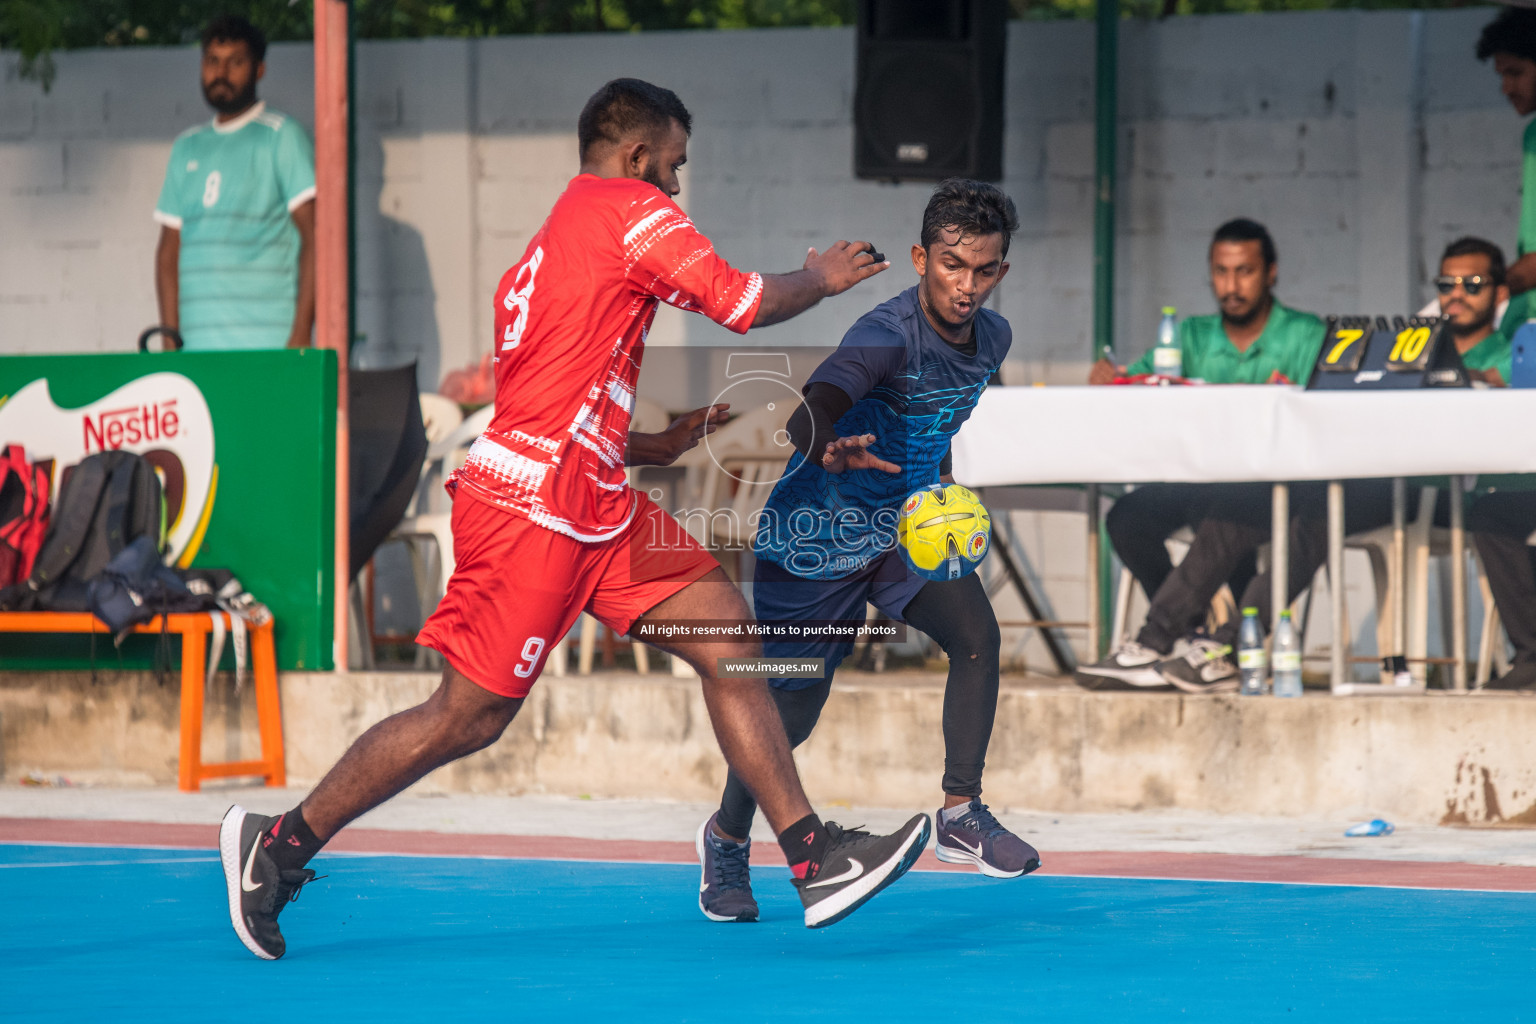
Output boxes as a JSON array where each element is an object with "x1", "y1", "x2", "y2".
[{"x1": 0, "y1": 351, "x2": 336, "y2": 670}]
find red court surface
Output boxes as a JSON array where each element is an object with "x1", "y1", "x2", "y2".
[{"x1": 6, "y1": 815, "x2": 1535, "y2": 892}]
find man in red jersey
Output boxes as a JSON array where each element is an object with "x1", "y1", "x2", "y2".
[{"x1": 219, "y1": 79, "x2": 932, "y2": 959}]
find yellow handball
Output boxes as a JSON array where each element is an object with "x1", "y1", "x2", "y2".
[{"x1": 896, "y1": 483, "x2": 992, "y2": 581}]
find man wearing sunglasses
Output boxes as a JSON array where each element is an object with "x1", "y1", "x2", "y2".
[{"x1": 1428, "y1": 238, "x2": 1512, "y2": 387}]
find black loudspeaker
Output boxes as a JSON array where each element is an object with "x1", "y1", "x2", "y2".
[{"x1": 854, "y1": 0, "x2": 1006, "y2": 182}]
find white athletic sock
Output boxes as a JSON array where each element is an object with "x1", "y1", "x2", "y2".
[{"x1": 941, "y1": 801, "x2": 976, "y2": 825}]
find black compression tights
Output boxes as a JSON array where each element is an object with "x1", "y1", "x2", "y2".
[{"x1": 714, "y1": 572, "x2": 1002, "y2": 840}]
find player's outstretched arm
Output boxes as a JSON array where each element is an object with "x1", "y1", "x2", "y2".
[
  {"x1": 786, "y1": 382, "x2": 901, "y2": 475},
  {"x1": 821, "y1": 435, "x2": 900, "y2": 475},
  {"x1": 626, "y1": 404, "x2": 731, "y2": 467},
  {"x1": 752, "y1": 241, "x2": 890, "y2": 328}
]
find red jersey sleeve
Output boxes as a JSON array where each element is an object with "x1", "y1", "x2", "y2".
[{"x1": 622, "y1": 193, "x2": 763, "y2": 334}]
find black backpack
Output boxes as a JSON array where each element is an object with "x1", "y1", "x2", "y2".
[{"x1": 0, "y1": 450, "x2": 163, "y2": 612}]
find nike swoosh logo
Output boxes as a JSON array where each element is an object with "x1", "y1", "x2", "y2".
[
  {"x1": 948, "y1": 836, "x2": 984, "y2": 857},
  {"x1": 241, "y1": 833, "x2": 263, "y2": 893},
  {"x1": 805, "y1": 858, "x2": 864, "y2": 889}
]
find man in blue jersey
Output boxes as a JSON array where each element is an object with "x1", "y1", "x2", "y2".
[
  {"x1": 694, "y1": 180, "x2": 1040, "y2": 923},
  {"x1": 153, "y1": 16, "x2": 316, "y2": 351}
]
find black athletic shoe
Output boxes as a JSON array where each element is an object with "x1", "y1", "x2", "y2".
[
  {"x1": 1074, "y1": 640, "x2": 1178, "y2": 691},
  {"x1": 1481, "y1": 663, "x2": 1536, "y2": 692},
  {"x1": 696, "y1": 813, "x2": 759, "y2": 923},
  {"x1": 934, "y1": 799, "x2": 1041, "y2": 878},
  {"x1": 1155, "y1": 636, "x2": 1239, "y2": 694},
  {"x1": 220, "y1": 804, "x2": 316, "y2": 960},
  {"x1": 794, "y1": 814, "x2": 930, "y2": 929}
]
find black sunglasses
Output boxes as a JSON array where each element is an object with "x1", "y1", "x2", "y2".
[{"x1": 1435, "y1": 275, "x2": 1492, "y2": 297}]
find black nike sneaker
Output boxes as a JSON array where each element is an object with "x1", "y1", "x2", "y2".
[
  {"x1": 220, "y1": 804, "x2": 316, "y2": 960},
  {"x1": 794, "y1": 814, "x2": 931, "y2": 929},
  {"x1": 696, "y1": 813, "x2": 759, "y2": 923},
  {"x1": 934, "y1": 799, "x2": 1041, "y2": 878}
]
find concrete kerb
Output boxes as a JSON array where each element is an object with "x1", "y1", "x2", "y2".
[{"x1": 3, "y1": 668, "x2": 1536, "y2": 828}]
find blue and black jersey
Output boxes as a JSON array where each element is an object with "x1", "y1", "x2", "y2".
[{"x1": 753, "y1": 285, "x2": 1011, "y2": 580}]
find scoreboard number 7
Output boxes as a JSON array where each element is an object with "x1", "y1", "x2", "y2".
[{"x1": 1317, "y1": 319, "x2": 1368, "y2": 373}]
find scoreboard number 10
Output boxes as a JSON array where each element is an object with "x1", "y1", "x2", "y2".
[{"x1": 1385, "y1": 325, "x2": 1433, "y2": 371}]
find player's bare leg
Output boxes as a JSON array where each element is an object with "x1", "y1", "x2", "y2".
[
  {"x1": 629, "y1": 567, "x2": 812, "y2": 833},
  {"x1": 218, "y1": 665, "x2": 521, "y2": 959},
  {"x1": 638, "y1": 567, "x2": 930, "y2": 927},
  {"x1": 299, "y1": 665, "x2": 523, "y2": 840}
]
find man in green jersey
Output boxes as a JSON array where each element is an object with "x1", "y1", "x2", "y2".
[
  {"x1": 1089, "y1": 220, "x2": 1322, "y2": 388},
  {"x1": 1434, "y1": 238, "x2": 1512, "y2": 386},
  {"x1": 154, "y1": 16, "x2": 316, "y2": 351},
  {"x1": 1078, "y1": 219, "x2": 1325, "y2": 691},
  {"x1": 1477, "y1": 8, "x2": 1536, "y2": 341}
]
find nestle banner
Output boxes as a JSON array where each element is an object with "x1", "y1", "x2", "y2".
[{"x1": 0, "y1": 351, "x2": 336, "y2": 670}]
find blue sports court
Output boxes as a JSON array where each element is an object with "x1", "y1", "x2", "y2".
[{"x1": 6, "y1": 841, "x2": 1533, "y2": 1021}]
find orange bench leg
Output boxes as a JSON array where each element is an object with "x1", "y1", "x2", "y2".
[
  {"x1": 252, "y1": 622, "x2": 286, "y2": 787},
  {"x1": 178, "y1": 627, "x2": 206, "y2": 793}
]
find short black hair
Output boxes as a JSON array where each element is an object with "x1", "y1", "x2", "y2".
[
  {"x1": 1441, "y1": 236, "x2": 1507, "y2": 286},
  {"x1": 1477, "y1": 7, "x2": 1536, "y2": 64},
  {"x1": 1211, "y1": 218, "x2": 1277, "y2": 267},
  {"x1": 201, "y1": 15, "x2": 266, "y2": 63},
  {"x1": 919, "y1": 178, "x2": 1019, "y2": 258},
  {"x1": 577, "y1": 79, "x2": 692, "y2": 160}
]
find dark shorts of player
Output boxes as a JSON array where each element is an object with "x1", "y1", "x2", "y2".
[
  {"x1": 417, "y1": 490, "x2": 719, "y2": 699},
  {"x1": 753, "y1": 548, "x2": 927, "y2": 692}
]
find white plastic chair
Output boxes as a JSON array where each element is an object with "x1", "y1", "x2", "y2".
[
  {"x1": 1315, "y1": 487, "x2": 1436, "y2": 681},
  {"x1": 388, "y1": 402, "x2": 491, "y2": 668},
  {"x1": 1109, "y1": 527, "x2": 1237, "y2": 648},
  {"x1": 673, "y1": 403, "x2": 797, "y2": 547},
  {"x1": 1311, "y1": 487, "x2": 1497, "y2": 686},
  {"x1": 351, "y1": 395, "x2": 465, "y2": 669},
  {"x1": 551, "y1": 396, "x2": 674, "y2": 677}
]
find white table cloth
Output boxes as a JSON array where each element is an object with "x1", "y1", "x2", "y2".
[
  {"x1": 952, "y1": 386, "x2": 1536, "y2": 485},
  {"x1": 951, "y1": 386, "x2": 1536, "y2": 691}
]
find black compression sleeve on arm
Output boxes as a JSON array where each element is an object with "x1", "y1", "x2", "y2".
[
  {"x1": 940, "y1": 445, "x2": 953, "y2": 477},
  {"x1": 786, "y1": 382, "x2": 856, "y2": 463}
]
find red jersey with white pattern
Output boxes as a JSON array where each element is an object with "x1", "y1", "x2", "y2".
[{"x1": 451, "y1": 173, "x2": 764, "y2": 541}]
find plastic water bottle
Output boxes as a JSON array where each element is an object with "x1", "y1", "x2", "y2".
[
  {"x1": 1272, "y1": 609, "x2": 1303, "y2": 698},
  {"x1": 1237, "y1": 607, "x2": 1267, "y2": 696},
  {"x1": 1152, "y1": 306, "x2": 1181, "y2": 378}
]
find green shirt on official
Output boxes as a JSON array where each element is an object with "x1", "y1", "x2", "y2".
[
  {"x1": 1494, "y1": 119, "x2": 1536, "y2": 358},
  {"x1": 1463, "y1": 324, "x2": 1514, "y2": 385},
  {"x1": 154, "y1": 101, "x2": 316, "y2": 351},
  {"x1": 1126, "y1": 301, "x2": 1325, "y2": 385}
]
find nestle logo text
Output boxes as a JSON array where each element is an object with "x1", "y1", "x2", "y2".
[{"x1": 83, "y1": 400, "x2": 180, "y2": 452}]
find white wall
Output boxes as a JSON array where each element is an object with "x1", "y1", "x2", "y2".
[{"x1": 2, "y1": 10, "x2": 1526, "y2": 383}]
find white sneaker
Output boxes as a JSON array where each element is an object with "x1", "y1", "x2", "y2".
[
  {"x1": 1074, "y1": 640, "x2": 1177, "y2": 690},
  {"x1": 1156, "y1": 636, "x2": 1239, "y2": 693}
]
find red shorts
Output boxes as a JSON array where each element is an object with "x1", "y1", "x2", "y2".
[{"x1": 416, "y1": 490, "x2": 719, "y2": 698}]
